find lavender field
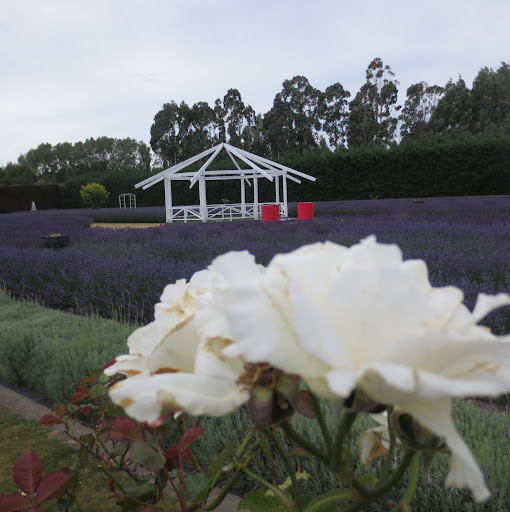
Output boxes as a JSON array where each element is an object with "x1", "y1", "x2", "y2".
[{"x1": 1, "y1": 196, "x2": 509, "y2": 332}]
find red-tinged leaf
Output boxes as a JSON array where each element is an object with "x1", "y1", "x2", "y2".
[
  {"x1": 39, "y1": 415, "x2": 64, "y2": 426},
  {"x1": 296, "y1": 390, "x2": 317, "y2": 418},
  {"x1": 14, "y1": 447, "x2": 42, "y2": 494},
  {"x1": 103, "y1": 360, "x2": 116, "y2": 371},
  {"x1": 53, "y1": 404, "x2": 67, "y2": 419},
  {"x1": 182, "y1": 446, "x2": 193, "y2": 463},
  {"x1": 110, "y1": 417, "x2": 144, "y2": 442},
  {"x1": 0, "y1": 493, "x2": 33, "y2": 512},
  {"x1": 164, "y1": 445, "x2": 180, "y2": 462},
  {"x1": 178, "y1": 425, "x2": 205, "y2": 452},
  {"x1": 34, "y1": 471, "x2": 71, "y2": 505},
  {"x1": 81, "y1": 376, "x2": 98, "y2": 383},
  {"x1": 70, "y1": 391, "x2": 89, "y2": 404},
  {"x1": 108, "y1": 480, "x2": 115, "y2": 492},
  {"x1": 76, "y1": 383, "x2": 90, "y2": 393}
]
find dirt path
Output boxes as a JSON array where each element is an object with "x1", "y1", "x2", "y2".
[{"x1": 91, "y1": 223, "x2": 163, "y2": 229}]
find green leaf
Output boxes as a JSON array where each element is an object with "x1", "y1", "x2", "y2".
[
  {"x1": 79, "y1": 433, "x2": 95, "y2": 449},
  {"x1": 88, "y1": 384, "x2": 104, "y2": 398},
  {"x1": 358, "y1": 472, "x2": 377, "y2": 487},
  {"x1": 237, "y1": 489, "x2": 292, "y2": 512},
  {"x1": 78, "y1": 445, "x2": 89, "y2": 464},
  {"x1": 185, "y1": 472, "x2": 211, "y2": 503},
  {"x1": 123, "y1": 483, "x2": 157, "y2": 501},
  {"x1": 300, "y1": 495, "x2": 338, "y2": 512},
  {"x1": 130, "y1": 441, "x2": 165, "y2": 472},
  {"x1": 109, "y1": 442, "x2": 127, "y2": 458}
]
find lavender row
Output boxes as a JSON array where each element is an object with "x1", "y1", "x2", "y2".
[{"x1": 1, "y1": 196, "x2": 509, "y2": 331}]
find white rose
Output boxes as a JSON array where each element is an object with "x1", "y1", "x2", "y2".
[
  {"x1": 105, "y1": 253, "x2": 262, "y2": 423},
  {"x1": 216, "y1": 236, "x2": 510, "y2": 502}
]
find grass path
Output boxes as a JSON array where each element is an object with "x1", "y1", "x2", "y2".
[{"x1": 0, "y1": 405, "x2": 120, "y2": 511}]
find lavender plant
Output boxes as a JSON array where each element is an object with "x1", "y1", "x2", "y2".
[{"x1": 0, "y1": 196, "x2": 509, "y2": 333}]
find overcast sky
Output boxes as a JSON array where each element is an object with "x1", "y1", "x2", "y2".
[{"x1": 1, "y1": 0, "x2": 508, "y2": 166}]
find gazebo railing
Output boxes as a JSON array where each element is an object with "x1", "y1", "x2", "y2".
[{"x1": 166, "y1": 202, "x2": 286, "y2": 223}]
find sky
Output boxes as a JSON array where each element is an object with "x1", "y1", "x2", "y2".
[{"x1": 1, "y1": 0, "x2": 509, "y2": 166}]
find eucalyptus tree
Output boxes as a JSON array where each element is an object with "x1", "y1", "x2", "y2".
[
  {"x1": 179, "y1": 101, "x2": 216, "y2": 159},
  {"x1": 347, "y1": 83, "x2": 379, "y2": 148},
  {"x1": 347, "y1": 58, "x2": 400, "y2": 147},
  {"x1": 150, "y1": 101, "x2": 181, "y2": 165},
  {"x1": 399, "y1": 82, "x2": 444, "y2": 140},
  {"x1": 319, "y1": 82, "x2": 351, "y2": 149},
  {"x1": 264, "y1": 75, "x2": 322, "y2": 156},
  {"x1": 470, "y1": 62, "x2": 510, "y2": 134},
  {"x1": 428, "y1": 77, "x2": 473, "y2": 135},
  {"x1": 241, "y1": 108, "x2": 266, "y2": 154},
  {"x1": 222, "y1": 88, "x2": 247, "y2": 147}
]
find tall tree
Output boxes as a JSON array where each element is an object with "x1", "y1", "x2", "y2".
[
  {"x1": 222, "y1": 88, "x2": 247, "y2": 147},
  {"x1": 470, "y1": 62, "x2": 510, "y2": 134},
  {"x1": 150, "y1": 101, "x2": 182, "y2": 166},
  {"x1": 264, "y1": 76, "x2": 321, "y2": 157},
  {"x1": 428, "y1": 77, "x2": 473, "y2": 135},
  {"x1": 347, "y1": 58, "x2": 400, "y2": 147},
  {"x1": 241, "y1": 108, "x2": 266, "y2": 154},
  {"x1": 14, "y1": 138, "x2": 151, "y2": 183},
  {"x1": 263, "y1": 93, "x2": 290, "y2": 158},
  {"x1": 319, "y1": 82, "x2": 350, "y2": 149},
  {"x1": 399, "y1": 82, "x2": 444, "y2": 140},
  {"x1": 347, "y1": 83, "x2": 379, "y2": 148}
]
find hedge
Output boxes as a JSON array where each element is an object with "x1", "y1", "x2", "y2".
[{"x1": 57, "y1": 133, "x2": 510, "y2": 208}]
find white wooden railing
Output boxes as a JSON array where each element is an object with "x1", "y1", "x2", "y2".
[{"x1": 166, "y1": 203, "x2": 286, "y2": 223}]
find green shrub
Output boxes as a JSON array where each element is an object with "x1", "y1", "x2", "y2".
[
  {"x1": 0, "y1": 290, "x2": 135, "y2": 403},
  {"x1": 2, "y1": 291, "x2": 509, "y2": 510},
  {"x1": 80, "y1": 182, "x2": 109, "y2": 208}
]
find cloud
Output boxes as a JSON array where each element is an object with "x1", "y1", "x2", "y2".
[{"x1": 0, "y1": 0, "x2": 509, "y2": 164}]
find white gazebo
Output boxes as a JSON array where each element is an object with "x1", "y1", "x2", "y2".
[{"x1": 134, "y1": 143, "x2": 316, "y2": 223}]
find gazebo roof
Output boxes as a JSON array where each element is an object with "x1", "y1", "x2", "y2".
[{"x1": 134, "y1": 142, "x2": 316, "y2": 191}]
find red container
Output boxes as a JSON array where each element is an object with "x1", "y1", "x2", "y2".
[
  {"x1": 298, "y1": 202, "x2": 314, "y2": 220},
  {"x1": 262, "y1": 204, "x2": 280, "y2": 222}
]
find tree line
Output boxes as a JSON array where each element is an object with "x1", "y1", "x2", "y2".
[
  {"x1": 150, "y1": 58, "x2": 510, "y2": 165},
  {"x1": 1, "y1": 58, "x2": 508, "y2": 185},
  {"x1": 0, "y1": 137, "x2": 151, "y2": 185}
]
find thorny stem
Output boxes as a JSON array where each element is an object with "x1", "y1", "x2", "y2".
[
  {"x1": 308, "y1": 451, "x2": 416, "y2": 512},
  {"x1": 379, "y1": 406, "x2": 395, "y2": 481},
  {"x1": 366, "y1": 450, "x2": 416, "y2": 499},
  {"x1": 270, "y1": 427, "x2": 303, "y2": 512},
  {"x1": 308, "y1": 391, "x2": 333, "y2": 455},
  {"x1": 302, "y1": 488, "x2": 358, "y2": 512},
  {"x1": 280, "y1": 421, "x2": 329, "y2": 464},
  {"x1": 203, "y1": 433, "x2": 264, "y2": 511},
  {"x1": 389, "y1": 452, "x2": 420, "y2": 511},
  {"x1": 243, "y1": 467, "x2": 295, "y2": 512},
  {"x1": 330, "y1": 411, "x2": 357, "y2": 472},
  {"x1": 100, "y1": 466, "x2": 147, "y2": 507}
]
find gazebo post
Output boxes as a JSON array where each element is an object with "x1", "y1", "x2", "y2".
[
  {"x1": 240, "y1": 175, "x2": 246, "y2": 217},
  {"x1": 283, "y1": 175, "x2": 288, "y2": 218},
  {"x1": 164, "y1": 178, "x2": 173, "y2": 222},
  {"x1": 199, "y1": 176, "x2": 207, "y2": 222},
  {"x1": 275, "y1": 174, "x2": 280, "y2": 203},
  {"x1": 253, "y1": 177, "x2": 259, "y2": 220}
]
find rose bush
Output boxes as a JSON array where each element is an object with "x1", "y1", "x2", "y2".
[{"x1": 107, "y1": 236, "x2": 510, "y2": 505}]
